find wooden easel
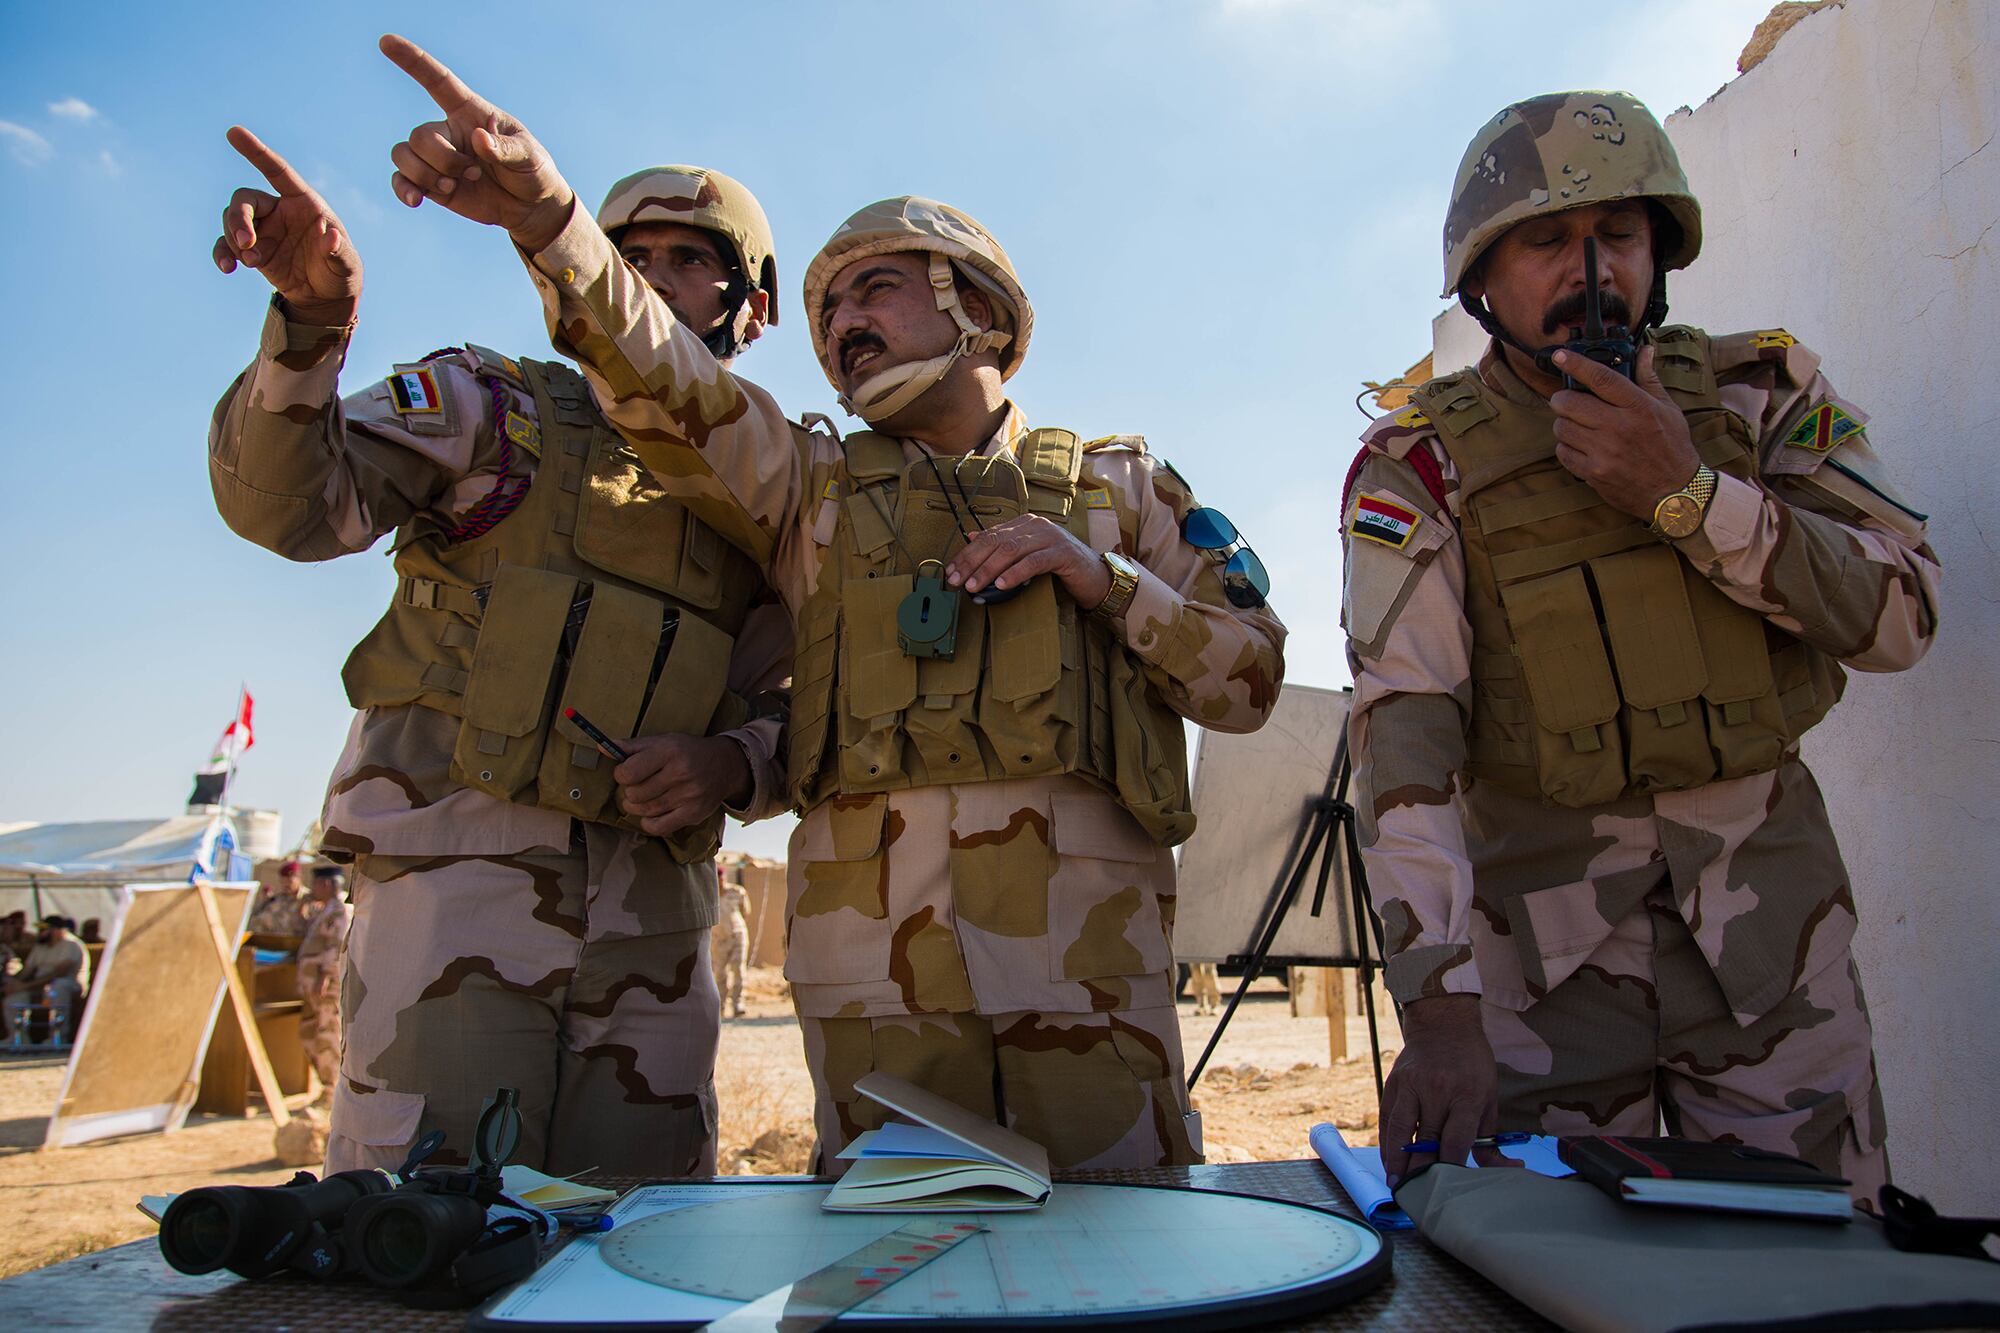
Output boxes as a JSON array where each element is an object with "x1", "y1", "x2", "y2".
[{"x1": 193, "y1": 880, "x2": 292, "y2": 1128}]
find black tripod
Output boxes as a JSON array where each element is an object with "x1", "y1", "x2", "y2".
[{"x1": 1186, "y1": 732, "x2": 1390, "y2": 1103}]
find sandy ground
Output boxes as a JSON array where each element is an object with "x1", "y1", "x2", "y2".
[{"x1": 0, "y1": 967, "x2": 1399, "y2": 1279}]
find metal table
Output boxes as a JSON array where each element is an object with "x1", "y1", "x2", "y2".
[{"x1": 0, "y1": 1160, "x2": 1551, "y2": 1330}]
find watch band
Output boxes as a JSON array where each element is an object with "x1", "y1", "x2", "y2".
[
  {"x1": 1093, "y1": 552, "x2": 1140, "y2": 620},
  {"x1": 1686, "y1": 462, "x2": 1718, "y2": 509}
]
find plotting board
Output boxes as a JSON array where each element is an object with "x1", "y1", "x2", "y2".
[
  {"x1": 596, "y1": 1183, "x2": 1385, "y2": 1327},
  {"x1": 1174, "y1": 682, "x2": 1361, "y2": 964}
]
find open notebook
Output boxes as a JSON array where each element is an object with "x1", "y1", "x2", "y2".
[{"x1": 823, "y1": 1072, "x2": 1052, "y2": 1212}]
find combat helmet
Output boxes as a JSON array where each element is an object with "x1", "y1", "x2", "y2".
[
  {"x1": 802, "y1": 197, "x2": 1032, "y2": 423},
  {"x1": 598, "y1": 165, "x2": 779, "y2": 357},
  {"x1": 1443, "y1": 91, "x2": 1702, "y2": 341}
]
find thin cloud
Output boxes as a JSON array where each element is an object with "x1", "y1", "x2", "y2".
[
  {"x1": 48, "y1": 96, "x2": 99, "y2": 123},
  {"x1": 98, "y1": 148, "x2": 122, "y2": 177},
  {"x1": 0, "y1": 121, "x2": 54, "y2": 166}
]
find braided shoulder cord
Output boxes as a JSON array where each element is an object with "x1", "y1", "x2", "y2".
[{"x1": 420, "y1": 347, "x2": 535, "y2": 543}]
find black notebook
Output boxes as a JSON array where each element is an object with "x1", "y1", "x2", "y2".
[{"x1": 1557, "y1": 1136, "x2": 1853, "y2": 1222}]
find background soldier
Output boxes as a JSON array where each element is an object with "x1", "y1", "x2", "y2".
[
  {"x1": 248, "y1": 859, "x2": 310, "y2": 936},
  {"x1": 1342, "y1": 92, "x2": 1940, "y2": 1200},
  {"x1": 376, "y1": 36, "x2": 1287, "y2": 1169},
  {"x1": 296, "y1": 864, "x2": 350, "y2": 1099},
  {"x1": 714, "y1": 869, "x2": 750, "y2": 1019},
  {"x1": 208, "y1": 124, "x2": 790, "y2": 1176}
]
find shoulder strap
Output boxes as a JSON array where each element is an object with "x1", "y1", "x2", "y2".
[
  {"x1": 1017, "y1": 426, "x2": 1084, "y2": 519},
  {"x1": 841, "y1": 430, "x2": 906, "y2": 487}
]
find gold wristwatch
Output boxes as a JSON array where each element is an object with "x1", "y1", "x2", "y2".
[
  {"x1": 1650, "y1": 463, "x2": 1719, "y2": 540},
  {"x1": 1093, "y1": 551, "x2": 1141, "y2": 620}
]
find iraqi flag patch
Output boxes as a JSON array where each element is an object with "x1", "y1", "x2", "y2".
[
  {"x1": 1352, "y1": 492, "x2": 1421, "y2": 549},
  {"x1": 388, "y1": 367, "x2": 443, "y2": 414},
  {"x1": 1784, "y1": 401, "x2": 1864, "y2": 455}
]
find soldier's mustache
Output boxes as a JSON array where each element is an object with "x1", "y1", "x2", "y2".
[
  {"x1": 1543, "y1": 287, "x2": 1632, "y2": 335},
  {"x1": 839, "y1": 334, "x2": 887, "y2": 375}
]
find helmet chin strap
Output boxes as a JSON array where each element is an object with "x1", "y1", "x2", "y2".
[{"x1": 839, "y1": 253, "x2": 1011, "y2": 424}]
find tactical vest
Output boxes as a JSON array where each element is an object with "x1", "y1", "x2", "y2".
[
  {"x1": 1409, "y1": 327, "x2": 1844, "y2": 809},
  {"x1": 341, "y1": 357, "x2": 762, "y2": 860},
  {"x1": 785, "y1": 429, "x2": 1194, "y2": 846}
]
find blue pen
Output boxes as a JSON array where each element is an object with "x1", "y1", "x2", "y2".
[{"x1": 1400, "y1": 1131, "x2": 1531, "y2": 1155}]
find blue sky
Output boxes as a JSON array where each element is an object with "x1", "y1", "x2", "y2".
[{"x1": 0, "y1": 0, "x2": 1780, "y2": 858}]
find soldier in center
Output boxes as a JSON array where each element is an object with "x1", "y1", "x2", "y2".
[{"x1": 380, "y1": 40, "x2": 1288, "y2": 1168}]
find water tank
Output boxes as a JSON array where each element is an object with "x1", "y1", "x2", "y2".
[{"x1": 233, "y1": 807, "x2": 284, "y2": 862}]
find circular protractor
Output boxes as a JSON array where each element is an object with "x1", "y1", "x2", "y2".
[{"x1": 600, "y1": 1183, "x2": 1386, "y2": 1324}]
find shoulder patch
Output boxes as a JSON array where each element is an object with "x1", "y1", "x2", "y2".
[
  {"x1": 1081, "y1": 486, "x2": 1115, "y2": 510},
  {"x1": 504, "y1": 411, "x2": 542, "y2": 459},
  {"x1": 1393, "y1": 404, "x2": 1430, "y2": 429},
  {"x1": 1752, "y1": 329, "x2": 1796, "y2": 351},
  {"x1": 1351, "y1": 492, "x2": 1421, "y2": 549},
  {"x1": 1785, "y1": 401, "x2": 1866, "y2": 455},
  {"x1": 387, "y1": 366, "x2": 443, "y2": 415}
]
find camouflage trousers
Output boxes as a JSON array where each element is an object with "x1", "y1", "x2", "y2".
[
  {"x1": 1486, "y1": 885, "x2": 1888, "y2": 1201},
  {"x1": 296, "y1": 957, "x2": 341, "y2": 1095},
  {"x1": 800, "y1": 1004, "x2": 1198, "y2": 1172},
  {"x1": 714, "y1": 926, "x2": 747, "y2": 1017},
  {"x1": 327, "y1": 830, "x2": 720, "y2": 1177}
]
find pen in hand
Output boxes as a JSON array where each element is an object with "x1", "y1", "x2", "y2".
[
  {"x1": 563, "y1": 707, "x2": 630, "y2": 763},
  {"x1": 1401, "y1": 1131, "x2": 1531, "y2": 1156}
]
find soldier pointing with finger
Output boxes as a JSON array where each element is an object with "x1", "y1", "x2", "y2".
[
  {"x1": 1342, "y1": 92, "x2": 1940, "y2": 1200},
  {"x1": 375, "y1": 34, "x2": 1287, "y2": 1170},
  {"x1": 208, "y1": 122, "x2": 792, "y2": 1177}
]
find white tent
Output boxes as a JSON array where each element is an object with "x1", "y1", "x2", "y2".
[{"x1": 0, "y1": 813, "x2": 251, "y2": 923}]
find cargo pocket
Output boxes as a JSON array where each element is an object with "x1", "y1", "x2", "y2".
[
  {"x1": 1504, "y1": 564, "x2": 1624, "y2": 804},
  {"x1": 838, "y1": 576, "x2": 916, "y2": 789},
  {"x1": 449, "y1": 564, "x2": 576, "y2": 803},
  {"x1": 1104, "y1": 649, "x2": 1193, "y2": 846},
  {"x1": 905, "y1": 601, "x2": 987, "y2": 780},
  {"x1": 980, "y1": 577, "x2": 1066, "y2": 778},
  {"x1": 1685, "y1": 574, "x2": 1784, "y2": 778},
  {"x1": 328, "y1": 1083, "x2": 425, "y2": 1165},
  {"x1": 783, "y1": 796, "x2": 893, "y2": 985},
  {"x1": 571, "y1": 433, "x2": 725, "y2": 609},
  {"x1": 537, "y1": 583, "x2": 667, "y2": 822},
  {"x1": 1047, "y1": 791, "x2": 1173, "y2": 982},
  {"x1": 1592, "y1": 546, "x2": 1715, "y2": 793},
  {"x1": 787, "y1": 597, "x2": 841, "y2": 806},
  {"x1": 1499, "y1": 567, "x2": 1625, "y2": 808}
]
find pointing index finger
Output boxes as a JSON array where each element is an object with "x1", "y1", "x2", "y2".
[
  {"x1": 226, "y1": 126, "x2": 312, "y2": 197},
  {"x1": 379, "y1": 33, "x2": 484, "y2": 117}
]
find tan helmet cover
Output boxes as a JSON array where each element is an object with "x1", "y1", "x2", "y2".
[
  {"x1": 802, "y1": 197, "x2": 1033, "y2": 423},
  {"x1": 1441, "y1": 91, "x2": 1702, "y2": 298},
  {"x1": 598, "y1": 165, "x2": 780, "y2": 324}
]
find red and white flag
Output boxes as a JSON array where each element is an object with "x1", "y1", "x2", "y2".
[{"x1": 190, "y1": 688, "x2": 254, "y2": 806}]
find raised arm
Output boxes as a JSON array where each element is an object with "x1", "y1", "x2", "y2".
[{"x1": 375, "y1": 35, "x2": 807, "y2": 570}]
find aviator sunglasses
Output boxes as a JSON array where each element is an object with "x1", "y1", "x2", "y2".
[{"x1": 1180, "y1": 505, "x2": 1270, "y2": 609}]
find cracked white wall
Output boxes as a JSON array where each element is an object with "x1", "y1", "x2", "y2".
[{"x1": 1433, "y1": 0, "x2": 1999, "y2": 1211}]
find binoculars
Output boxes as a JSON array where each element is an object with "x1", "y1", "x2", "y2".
[{"x1": 157, "y1": 1089, "x2": 537, "y2": 1304}]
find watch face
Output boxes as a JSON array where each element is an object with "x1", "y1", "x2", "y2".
[
  {"x1": 1656, "y1": 494, "x2": 1703, "y2": 539},
  {"x1": 1104, "y1": 552, "x2": 1139, "y2": 578}
]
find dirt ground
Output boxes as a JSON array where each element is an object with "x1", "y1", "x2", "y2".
[{"x1": 0, "y1": 967, "x2": 1399, "y2": 1279}]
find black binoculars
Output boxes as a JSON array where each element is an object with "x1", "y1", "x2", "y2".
[{"x1": 157, "y1": 1089, "x2": 537, "y2": 1304}]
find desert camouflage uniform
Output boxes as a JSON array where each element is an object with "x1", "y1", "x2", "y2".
[
  {"x1": 210, "y1": 300, "x2": 790, "y2": 1175},
  {"x1": 1344, "y1": 333, "x2": 1939, "y2": 1198},
  {"x1": 511, "y1": 204, "x2": 1286, "y2": 1169},
  {"x1": 249, "y1": 885, "x2": 310, "y2": 937},
  {"x1": 715, "y1": 878, "x2": 750, "y2": 1017},
  {"x1": 295, "y1": 890, "x2": 350, "y2": 1094}
]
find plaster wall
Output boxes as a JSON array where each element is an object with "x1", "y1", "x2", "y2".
[
  {"x1": 1663, "y1": 0, "x2": 1997, "y2": 1212},
  {"x1": 1428, "y1": 0, "x2": 1996, "y2": 1209}
]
